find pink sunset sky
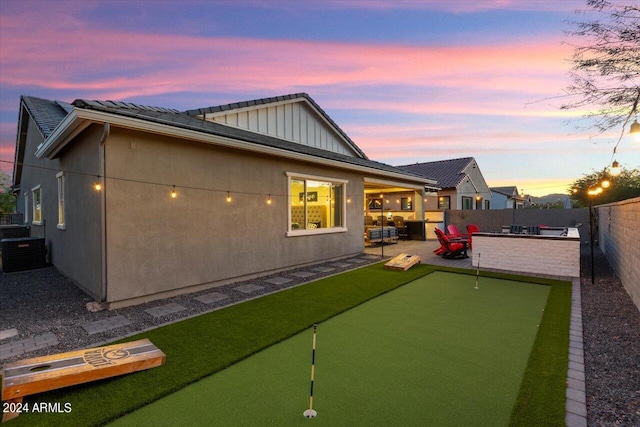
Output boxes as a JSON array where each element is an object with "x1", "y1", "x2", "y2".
[{"x1": 1, "y1": 0, "x2": 637, "y2": 196}]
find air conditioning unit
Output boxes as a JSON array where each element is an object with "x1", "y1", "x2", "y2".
[
  {"x1": 1, "y1": 237, "x2": 46, "y2": 273},
  {"x1": 0, "y1": 225, "x2": 31, "y2": 240}
]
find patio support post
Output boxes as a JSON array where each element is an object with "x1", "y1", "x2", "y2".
[
  {"x1": 589, "y1": 195, "x2": 596, "y2": 284},
  {"x1": 380, "y1": 196, "x2": 384, "y2": 259}
]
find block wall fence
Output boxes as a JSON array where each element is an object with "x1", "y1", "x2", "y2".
[{"x1": 597, "y1": 197, "x2": 640, "y2": 312}]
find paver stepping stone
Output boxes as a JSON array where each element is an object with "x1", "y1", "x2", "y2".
[
  {"x1": 144, "y1": 303, "x2": 187, "y2": 318},
  {"x1": 234, "y1": 284, "x2": 265, "y2": 293},
  {"x1": 82, "y1": 316, "x2": 131, "y2": 335},
  {"x1": 330, "y1": 263, "x2": 352, "y2": 268},
  {"x1": 194, "y1": 292, "x2": 229, "y2": 305},
  {"x1": 0, "y1": 329, "x2": 18, "y2": 341},
  {"x1": 0, "y1": 333, "x2": 59, "y2": 360},
  {"x1": 263, "y1": 277, "x2": 293, "y2": 286},
  {"x1": 289, "y1": 271, "x2": 316, "y2": 278},
  {"x1": 311, "y1": 267, "x2": 335, "y2": 273}
]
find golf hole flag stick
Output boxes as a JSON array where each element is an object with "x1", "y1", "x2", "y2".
[
  {"x1": 474, "y1": 253, "x2": 481, "y2": 290},
  {"x1": 303, "y1": 324, "x2": 318, "y2": 418}
]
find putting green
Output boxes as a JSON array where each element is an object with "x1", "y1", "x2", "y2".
[{"x1": 109, "y1": 271, "x2": 550, "y2": 426}]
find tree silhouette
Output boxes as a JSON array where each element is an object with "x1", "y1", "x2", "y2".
[{"x1": 562, "y1": 0, "x2": 640, "y2": 135}]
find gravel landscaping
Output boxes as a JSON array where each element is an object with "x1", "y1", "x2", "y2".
[
  {"x1": 580, "y1": 244, "x2": 640, "y2": 426},
  {"x1": 0, "y1": 254, "x2": 380, "y2": 363}
]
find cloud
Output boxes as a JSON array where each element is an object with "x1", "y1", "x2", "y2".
[
  {"x1": 227, "y1": 0, "x2": 585, "y2": 14},
  {"x1": 1, "y1": 9, "x2": 571, "y2": 105}
]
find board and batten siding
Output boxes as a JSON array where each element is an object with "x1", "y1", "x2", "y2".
[{"x1": 208, "y1": 101, "x2": 356, "y2": 157}]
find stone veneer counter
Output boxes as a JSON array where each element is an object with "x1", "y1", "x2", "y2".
[{"x1": 472, "y1": 228, "x2": 580, "y2": 278}]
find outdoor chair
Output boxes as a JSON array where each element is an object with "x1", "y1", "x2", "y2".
[
  {"x1": 434, "y1": 228, "x2": 468, "y2": 259},
  {"x1": 446, "y1": 224, "x2": 463, "y2": 239},
  {"x1": 510, "y1": 224, "x2": 524, "y2": 234},
  {"x1": 393, "y1": 216, "x2": 409, "y2": 240},
  {"x1": 364, "y1": 215, "x2": 374, "y2": 226},
  {"x1": 377, "y1": 216, "x2": 389, "y2": 226},
  {"x1": 466, "y1": 224, "x2": 480, "y2": 249}
]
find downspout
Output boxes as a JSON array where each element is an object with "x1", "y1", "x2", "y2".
[{"x1": 99, "y1": 123, "x2": 110, "y2": 302}]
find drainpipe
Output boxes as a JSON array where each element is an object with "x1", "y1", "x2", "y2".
[{"x1": 99, "y1": 123, "x2": 110, "y2": 302}]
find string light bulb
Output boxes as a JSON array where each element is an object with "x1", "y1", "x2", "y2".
[
  {"x1": 267, "y1": 194, "x2": 272, "y2": 205},
  {"x1": 609, "y1": 160, "x2": 621, "y2": 177},
  {"x1": 94, "y1": 176, "x2": 102, "y2": 191},
  {"x1": 226, "y1": 191, "x2": 232, "y2": 203},
  {"x1": 170, "y1": 185, "x2": 177, "y2": 199}
]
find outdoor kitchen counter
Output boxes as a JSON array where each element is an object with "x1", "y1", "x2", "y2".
[{"x1": 472, "y1": 228, "x2": 580, "y2": 278}]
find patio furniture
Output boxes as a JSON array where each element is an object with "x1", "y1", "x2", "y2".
[
  {"x1": 434, "y1": 228, "x2": 468, "y2": 259},
  {"x1": 466, "y1": 224, "x2": 480, "y2": 249},
  {"x1": 510, "y1": 224, "x2": 524, "y2": 234},
  {"x1": 365, "y1": 226, "x2": 398, "y2": 246},
  {"x1": 377, "y1": 216, "x2": 389, "y2": 226},
  {"x1": 446, "y1": 224, "x2": 461, "y2": 238},
  {"x1": 364, "y1": 215, "x2": 374, "y2": 226},
  {"x1": 393, "y1": 216, "x2": 409, "y2": 240}
]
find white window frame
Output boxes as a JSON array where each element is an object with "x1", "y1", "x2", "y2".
[
  {"x1": 285, "y1": 172, "x2": 348, "y2": 237},
  {"x1": 24, "y1": 193, "x2": 29, "y2": 224},
  {"x1": 56, "y1": 171, "x2": 66, "y2": 230},
  {"x1": 32, "y1": 184, "x2": 42, "y2": 225}
]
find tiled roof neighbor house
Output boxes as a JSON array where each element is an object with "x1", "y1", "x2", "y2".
[
  {"x1": 398, "y1": 157, "x2": 491, "y2": 210},
  {"x1": 12, "y1": 93, "x2": 436, "y2": 308}
]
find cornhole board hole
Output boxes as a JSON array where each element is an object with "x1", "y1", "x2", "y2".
[
  {"x1": 1, "y1": 338, "x2": 165, "y2": 422},
  {"x1": 384, "y1": 253, "x2": 422, "y2": 271}
]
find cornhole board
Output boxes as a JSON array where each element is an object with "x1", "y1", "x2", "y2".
[
  {"x1": 1, "y1": 338, "x2": 165, "y2": 422},
  {"x1": 384, "y1": 253, "x2": 422, "y2": 271}
]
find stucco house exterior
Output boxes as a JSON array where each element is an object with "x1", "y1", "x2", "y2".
[
  {"x1": 398, "y1": 157, "x2": 491, "y2": 211},
  {"x1": 12, "y1": 93, "x2": 436, "y2": 308}
]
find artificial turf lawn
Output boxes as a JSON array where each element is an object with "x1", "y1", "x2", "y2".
[
  {"x1": 108, "y1": 272, "x2": 550, "y2": 426},
  {"x1": 1, "y1": 263, "x2": 570, "y2": 427}
]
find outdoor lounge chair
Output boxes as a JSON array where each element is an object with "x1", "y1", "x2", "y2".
[
  {"x1": 434, "y1": 228, "x2": 468, "y2": 259},
  {"x1": 466, "y1": 224, "x2": 480, "y2": 250},
  {"x1": 446, "y1": 224, "x2": 463, "y2": 239}
]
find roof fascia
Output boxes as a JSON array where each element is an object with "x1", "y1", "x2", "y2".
[
  {"x1": 36, "y1": 108, "x2": 432, "y2": 186},
  {"x1": 13, "y1": 103, "x2": 30, "y2": 186}
]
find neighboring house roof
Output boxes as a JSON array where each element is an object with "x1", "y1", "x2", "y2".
[
  {"x1": 184, "y1": 93, "x2": 369, "y2": 160},
  {"x1": 397, "y1": 157, "x2": 476, "y2": 189},
  {"x1": 490, "y1": 186, "x2": 522, "y2": 199},
  {"x1": 18, "y1": 95, "x2": 434, "y2": 186}
]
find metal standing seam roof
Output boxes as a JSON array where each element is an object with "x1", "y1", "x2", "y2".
[
  {"x1": 19, "y1": 95, "x2": 430, "y2": 182},
  {"x1": 397, "y1": 157, "x2": 475, "y2": 189},
  {"x1": 183, "y1": 93, "x2": 369, "y2": 160}
]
